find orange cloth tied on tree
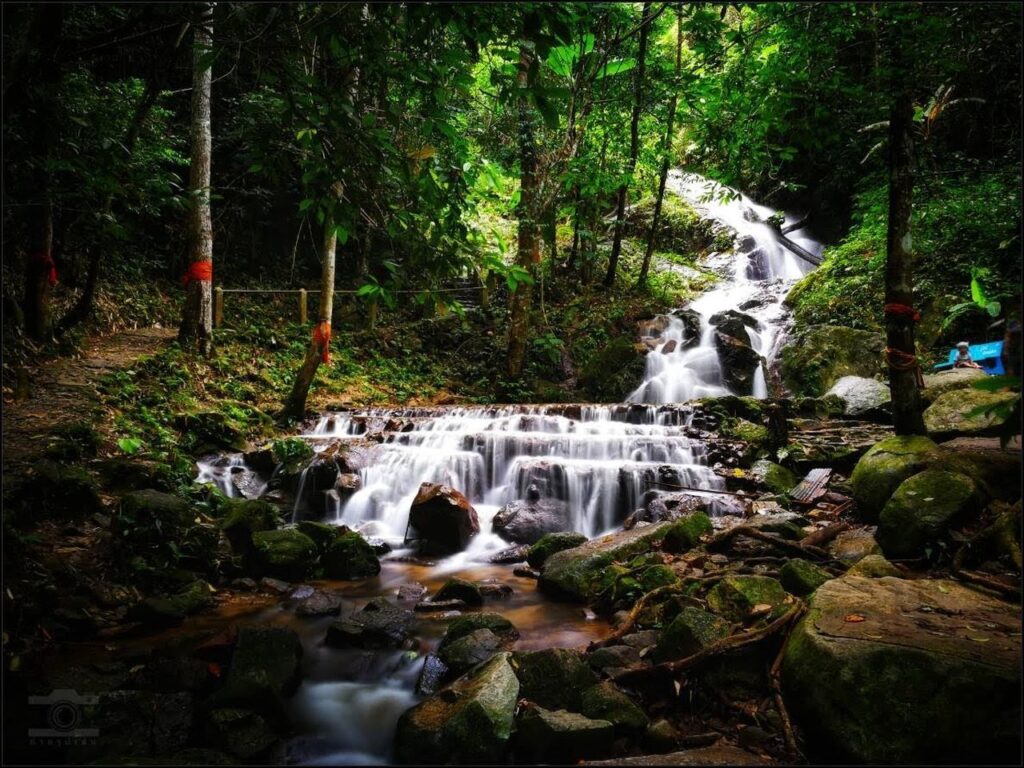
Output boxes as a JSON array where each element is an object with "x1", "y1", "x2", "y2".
[
  {"x1": 883, "y1": 303, "x2": 921, "y2": 322},
  {"x1": 313, "y1": 321, "x2": 331, "y2": 364},
  {"x1": 31, "y1": 251, "x2": 58, "y2": 286},
  {"x1": 181, "y1": 260, "x2": 213, "y2": 287}
]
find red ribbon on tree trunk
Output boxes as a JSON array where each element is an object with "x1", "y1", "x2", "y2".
[
  {"x1": 31, "y1": 251, "x2": 58, "y2": 286},
  {"x1": 313, "y1": 321, "x2": 331, "y2": 364},
  {"x1": 884, "y1": 303, "x2": 921, "y2": 322},
  {"x1": 181, "y1": 261, "x2": 213, "y2": 287}
]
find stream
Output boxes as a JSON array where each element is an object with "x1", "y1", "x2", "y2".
[{"x1": 188, "y1": 172, "x2": 824, "y2": 764}]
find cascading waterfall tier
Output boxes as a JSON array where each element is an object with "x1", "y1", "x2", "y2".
[{"x1": 628, "y1": 170, "x2": 823, "y2": 404}]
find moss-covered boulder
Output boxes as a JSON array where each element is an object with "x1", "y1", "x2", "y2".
[
  {"x1": 394, "y1": 652, "x2": 519, "y2": 764},
  {"x1": 441, "y1": 612, "x2": 519, "y2": 649},
  {"x1": 829, "y1": 528, "x2": 882, "y2": 565},
  {"x1": 220, "y1": 499, "x2": 282, "y2": 553},
  {"x1": 320, "y1": 531, "x2": 380, "y2": 579},
  {"x1": 438, "y1": 628, "x2": 505, "y2": 676},
  {"x1": 661, "y1": 512, "x2": 713, "y2": 553},
  {"x1": 580, "y1": 682, "x2": 649, "y2": 732},
  {"x1": 116, "y1": 489, "x2": 193, "y2": 545},
  {"x1": 779, "y1": 559, "x2": 832, "y2": 596},
  {"x1": 433, "y1": 578, "x2": 483, "y2": 606},
  {"x1": 325, "y1": 597, "x2": 414, "y2": 649},
  {"x1": 509, "y1": 648, "x2": 599, "y2": 711},
  {"x1": 849, "y1": 435, "x2": 942, "y2": 522},
  {"x1": 781, "y1": 575, "x2": 1021, "y2": 763},
  {"x1": 723, "y1": 418, "x2": 769, "y2": 444},
  {"x1": 749, "y1": 459, "x2": 797, "y2": 495},
  {"x1": 846, "y1": 553, "x2": 902, "y2": 578},
  {"x1": 129, "y1": 579, "x2": 214, "y2": 627},
  {"x1": 515, "y1": 706, "x2": 615, "y2": 763},
  {"x1": 825, "y1": 376, "x2": 892, "y2": 418},
  {"x1": 654, "y1": 607, "x2": 732, "y2": 662},
  {"x1": 579, "y1": 337, "x2": 648, "y2": 401},
  {"x1": 779, "y1": 325, "x2": 885, "y2": 397},
  {"x1": 706, "y1": 575, "x2": 788, "y2": 621},
  {"x1": 921, "y1": 367, "x2": 987, "y2": 405},
  {"x1": 876, "y1": 470, "x2": 979, "y2": 559},
  {"x1": 251, "y1": 529, "x2": 317, "y2": 581},
  {"x1": 539, "y1": 522, "x2": 672, "y2": 602},
  {"x1": 296, "y1": 519, "x2": 339, "y2": 554},
  {"x1": 208, "y1": 627, "x2": 303, "y2": 719},
  {"x1": 527, "y1": 532, "x2": 588, "y2": 569},
  {"x1": 923, "y1": 389, "x2": 1019, "y2": 438}
]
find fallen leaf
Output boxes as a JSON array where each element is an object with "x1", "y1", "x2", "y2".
[
  {"x1": 844, "y1": 614, "x2": 866, "y2": 623},
  {"x1": 968, "y1": 636, "x2": 990, "y2": 643},
  {"x1": 937, "y1": 584, "x2": 949, "y2": 593}
]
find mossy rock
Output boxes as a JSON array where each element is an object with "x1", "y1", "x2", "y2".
[
  {"x1": 320, "y1": 531, "x2": 380, "y2": 580},
  {"x1": 433, "y1": 578, "x2": 483, "y2": 606},
  {"x1": 580, "y1": 682, "x2": 649, "y2": 732},
  {"x1": 781, "y1": 575, "x2": 1021, "y2": 763},
  {"x1": 174, "y1": 410, "x2": 249, "y2": 452},
  {"x1": 639, "y1": 564, "x2": 678, "y2": 592},
  {"x1": 920, "y1": 368, "x2": 988, "y2": 405},
  {"x1": 220, "y1": 499, "x2": 282, "y2": 553},
  {"x1": 509, "y1": 648, "x2": 599, "y2": 711},
  {"x1": 661, "y1": 512, "x2": 713, "y2": 553},
  {"x1": 654, "y1": 607, "x2": 732, "y2": 662},
  {"x1": 515, "y1": 706, "x2": 615, "y2": 764},
  {"x1": 846, "y1": 554, "x2": 902, "y2": 578},
  {"x1": 923, "y1": 388, "x2": 1019, "y2": 438},
  {"x1": 695, "y1": 395, "x2": 765, "y2": 423},
  {"x1": 116, "y1": 489, "x2": 193, "y2": 546},
  {"x1": 849, "y1": 435, "x2": 942, "y2": 523},
  {"x1": 539, "y1": 522, "x2": 672, "y2": 603},
  {"x1": 876, "y1": 470, "x2": 979, "y2": 559},
  {"x1": 750, "y1": 459, "x2": 797, "y2": 495},
  {"x1": 779, "y1": 559, "x2": 832, "y2": 596},
  {"x1": 706, "y1": 575, "x2": 787, "y2": 621},
  {"x1": 296, "y1": 519, "x2": 339, "y2": 555},
  {"x1": 437, "y1": 628, "x2": 505, "y2": 675},
  {"x1": 394, "y1": 652, "x2": 519, "y2": 764},
  {"x1": 779, "y1": 325, "x2": 885, "y2": 397},
  {"x1": 527, "y1": 532, "x2": 588, "y2": 569},
  {"x1": 207, "y1": 627, "x2": 303, "y2": 720},
  {"x1": 15, "y1": 460, "x2": 103, "y2": 522},
  {"x1": 723, "y1": 418, "x2": 769, "y2": 444},
  {"x1": 441, "y1": 613, "x2": 519, "y2": 650},
  {"x1": 129, "y1": 579, "x2": 214, "y2": 627},
  {"x1": 579, "y1": 337, "x2": 648, "y2": 402},
  {"x1": 251, "y1": 529, "x2": 317, "y2": 581}
]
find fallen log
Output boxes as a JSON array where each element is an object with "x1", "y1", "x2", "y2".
[{"x1": 799, "y1": 521, "x2": 851, "y2": 550}]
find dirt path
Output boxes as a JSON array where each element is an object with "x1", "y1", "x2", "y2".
[{"x1": 2, "y1": 327, "x2": 176, "y2": 487}]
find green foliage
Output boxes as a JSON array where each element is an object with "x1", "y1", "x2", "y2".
[{"x1": 966, "y1": 376, "x2": 1022, "y2": 449}]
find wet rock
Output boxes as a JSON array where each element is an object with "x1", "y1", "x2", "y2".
[
  {"x1": 408, "y1": 482, "x2": 480, "y2": 554},
  {"x1": 415, "y1": 599, "x2": 466, "y2": 612},
  {"x1": 321, "y1": 531, "x2": 381, "y2": 579},
  {"x1": 625, "y1": 493, "x2": 707, "y2": 530},
  {"x1": 492, "y1": 496, "x2": 573, "y2": 545},
  {"x1": 208, "y1": 627, "x2": 303, "y2": 718},
  {"x1": 539, "y1": 522, "x2": 673, "y2": 603},
  {"x1": 744, "y1": 511, "x2": 809, "y2": 540},
  {"x1": 252, "y1": 529, "x2": 318, "y2": 581},
  {"x1": 826, "y1": 376, "x2": 891, "y2": 418},
  {"x1": 527, "y1": 532, "x2": 588, "y2": 569},
  {"x1": 621, "y1": 630, "x2": 660, "y2": 650},
  {"x1": 491, "y1": 544, "x2": 530, "y2": 564},
  {"x1": 660, "y1": 339, "x2": 678, "y2": 354},
  {"x1": 643, "y1": 719, "x2": 681, "y2": 753},
  {"x1": 243, "y1": 447, "x2": 277, "y2": 476},
  {"x1": 876, "y1": 469, "x2": 979, "y2": 559},
  {"x1": 779, "y1": 559, "x2": 832, "y2": 596},
  {"x1": 778, "y1": 325, "x2": 885, "y2": 397},
  {"x1": 438, "y1": 628, "x2": 506, "y2": 675},
  {"x1": 433, "y1": 578, "x2": 483, "y2": 606},
  {"x1": 206, "y1": 708, "x2": 277, "y2": 760},
  {"x1": 587, "y1": 645, "x2": 641, "y2": 670},
  {"x1": 714, "y1": 331, "x2": 763, "y2": 397},
  {"x1": 394, "y1": 652, "x2": 519, "y2": 764},
  {"x1": 850, "y1": 435, "x2": 942, "y2": 522},
  {"x1": 670, "y1": 308, "x2": 702, "y2": 348},
  {"x1": 921, "y1": 367, "x2": 987, "y2": 404},
  {"x1": 654, "y1": 607, "x2": 731, "y2": 661},
  {"x1": 748, "y1": 459, "x2": 797, "y2": 495},
  {"x1": 709, "y1": 309, "x2": 758, "y2": 341},
  {"x1": 706, "y1": 575, "x2": 787, "y2": 621},
  {"x1": 441, "y1": 612, "x2": 519, "y2": 649},
  {"x1": 510, "y1": 648, "x2": 598, "y2": 711},
  {"x1": 220, "y1": 499, "x2": 282, "y2": 554},
  {"x1": 829, "y1": 528, "x2": 882, "y2": 565},
  {"x1": 126, "y1": 655, "x2": 211, "y2": 694},
  {"x1": 259, "y1": 577, "x2": 291, "y2": 594},
  {"x1": 661, "y1": 511, "x2": 713, "y2": 553},
  {"x1": 230, "y1": 577, "x2": 258, "y2": 591},
  {"x1": 295, "y1": 590, "x2": 344, "y2": 617},
  {"x1": 516, "y1": 706, "x2": 615, "y2": 763},
  {"x1": 923, "y1": 388, "x2": 1018, "y2": 438},
  {"x1": 296, "y1": 520, "x2": 340, "y2": 554},
  {"x1": 584, "y1": 745, "x2": 767, "y2": 765},
  {"x1": 325, "y1": 597, "x2": 414, "y2": 649},
  {"x1": 581, "y1": 682, "x2": 649, "y2": 732},
  {"x1": 478, "y1": 580, "x2": 514, "y2": 600},
  {"x1": 397, "y1": 582, "x2": 428, "y2": 602},
  {"x1": 781, "y1": 575, "x2": 1021, "y2": 763},
  {"x1": 415, "y1": 654, "x2": 449, "y2": 696},
  {"x1": 129, "y1": 580, "x2": 214, "y2": 627}
]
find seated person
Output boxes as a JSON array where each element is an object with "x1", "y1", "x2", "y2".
[{"x1": 953, "y1": 341, "x2": 983, "y2": 369}]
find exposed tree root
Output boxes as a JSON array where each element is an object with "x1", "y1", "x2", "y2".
[
  {"x1": 798, "y1": 521, "x2": 850, "y2": 550},
  {"x1": 708, "y1": 525, "x2": 829, "y2": 560},
  {"x1": 587, "y1": 585, "x2": 690, "y2": 651}
]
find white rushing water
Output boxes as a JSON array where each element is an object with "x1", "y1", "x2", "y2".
[{"x1": 627, "y1": 170, "x2": 822, "y2": 404}]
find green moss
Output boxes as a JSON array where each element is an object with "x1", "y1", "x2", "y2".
[
  {"x1": 706, "y1": 575, "x2": 787, "y2": 621},
  {"x1": 434, "y1": 578, "x2": 483, "y2": 606},
  {"x1": 442, "y1": 613, "x2": 519, "y2": 649},
  {"x1": 779, "y1": 325, "x2": 885, "y2": 397},
  {"x1": 923, "y1": 389, "x2": 1019, "y2": 437},
  {"x1": 751, "y1": 459, "x2": 798, "y2": 495},
  {"x1": 849, "y1": 435, "x2": 942, "y2": 523},
  {"x1": 251, "y1": 529, "x2": 317, "y2": 581},
  {"x1": 220, "y1": 499, "x2": 282, "y2": 553},
  {"x1": 723, "y1": 418, "x2": 769, "y2": 444},
  {"x1": 662, "y1": 512, "x2": 713, "y2": 553},
  {"x1": 876, "y1": 470, "x2": 978, "y2": 559},
  {"x1": 578, "y1": 337, "x2": 647, "y2": 401},
  {"x1": 296, "y1": 519, "x2": 339, "y2": 554},
  {"x1": 510, "y1": 648, "x2": 599, "y2": 711},
  {"x1": 527, "y1": 532, "x2": 588, "y2": 569},
  {"x1": 320, "y1": 531, "x2": 380, "y2": 579},
  {"x1": 655, "y1": 607, "x2": 732, "y2": 661},
  {"x1": 846, "y1": 554, "x2": 902, "y2": 578},
  {"x1": 580, "y1": 682, "x2": 649, "y2": 731},
  {"x1": 130, "y1": 579, "x2": 213, "y2": 626},
  {"x1": 779, "y1": 559, "x2": 832, "y2": 596}
]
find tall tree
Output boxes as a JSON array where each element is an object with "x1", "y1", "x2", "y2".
[
  {"x1": 604, "y1": 0, "x2": 653, "y2": 287},
  {"x1": 178, "y1": 2, "x2": 214, "y2": 355}
]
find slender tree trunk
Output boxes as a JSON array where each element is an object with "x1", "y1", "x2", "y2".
[
  {"x1": 506, "y1": 42, "x2": 540, "y2": 378},
  {"x1": 638, "y1": 6, "x2": 682, "y2": 289},
  {"x1": 604, "y1": 0, "x2": 653, "y2": 288},
  {"x1": 884, "y1": 89, "x2": 926, "y2": 435},
  {"x1": 179, "y1": 2, "x2": 214, "y2": 355},
  {"x1": 284, "y1": 182, "x2": 341, "y2": 420}
]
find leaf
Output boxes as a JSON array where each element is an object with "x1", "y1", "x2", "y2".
[
  {"x1": 595, "y1": 58, "x2": 636, "y2": 80},
  {"x1": 117, "y1": 437, "x2": 143, "y2": 455},
  {"x1": 844, "y1": 614, "x2": 866, "y2": 623},
  {"x1": 970, "y1": 274, "x2": 987, "y2": 306},
  {"x1": 986, "y1": 300, "x2": 1002, "y2": 318},
  {"x1": 968, "y1": 636, "x2": 991, "y2": 643}
]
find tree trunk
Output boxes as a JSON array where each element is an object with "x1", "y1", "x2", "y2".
[
  {"x1": 884, "y1": 89, "x2": 926, "y2": 435},
  {"x1": 284, "y1": 182, "x2": 341, "y2": 420},
  {"x1": 638, "y1": 5, "x2": 682, "y2": 289},
  {"x1": 178, "y1": 2, "x2": 214, "y2": 355},
  {"x1": 604, "y1": 0, "x2": 653, "y2": 288},
  {"x1": 506, "y1": 41, "x2": 540, "y2": 379}
]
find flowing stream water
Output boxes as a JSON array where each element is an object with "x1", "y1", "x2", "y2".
[{"x1": 184, "y1": 171, "x2": 824, "y2": 764}]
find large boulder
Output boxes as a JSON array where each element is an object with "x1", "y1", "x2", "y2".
[
  {"x1": 515, "y1": 706, "x2": 615, "y2": 764},
  {"x1": 849, "y1": 435, "x2": 942, "y2": 522},
  {"x1": 320, "y1": 530, "x2": 380, "y2": 579},
  {"x1": 670, "y1": 308, "x2": 702, "y2": 349},
  {"x1": 779, "y1": 325, "x2": 885, "y2": 397},
  {"x1": 510, "y1": 648, "x2": 598, "y2": 711},
  {"x1": 539, "y1": 522, "x2": 673, "y2": 603},
  {"x1": 116, "y1": 489, "x2": 193, "y2": 546},
  {"x1": 825, "y1": 376, "x2": 892, "y2": 418},
  {"x1": 208, "y1": 627, "x2": 303, "y2": 719},
  {"x1": 251, "y1": 529, "x2": 317, "y2": 581},
  {"x1": 714, "y1": 331, "x2": 763, "y2": 396},
  {"x1": 438, "y1": 628, "x2": 506, "y2": 676},
  {"x1": 923, "y1": 389, "x2": 1018, "y2": 438},
  {"x1": 527, "y1": 532, "x2": 588, "y2": 569},
  {"x1": 709, "y1": 310, "x2": 758, "y2": 342},
  {"x1": 325, "y1": 597, "x2": 414, "y2": 649},
  {"x1": 408, "y1": 483, "x2": 480, "y2": 554},
  {"x1": 220, "y1": 499, "x2": 282, "y2": 553},
  {"x1": 661, "y1": 511, "x2": 713, "y2": 553},
  {"x1": 921, "y1": 367, "x2": 988, "y2": 405},
  {"x1": 440, "y1": 613, "x2": 519, "y2": 649},
  {"x1": 876, "y1": 470, "x2": 979, "y2": 559},
  {"x1": 748, "y1": 459, "x2": 797, "y2": 495},
  {"x1": 706, "y1": 575, "x2": 788, "y2": 622},
  {"x1": 654, "y1": 607, "x2": 731, "y2": 662},
  {"x1": 492, "y1": 495, "x2": 573, "y2": 545},
  {"x1": 580, "y1": 682, "x2": 649, "y2": 732},
  {"x1": 781, "y1": 575, "x2": 1021, "y2": 763},
  {"x1": 394, "y1": 652, "x2": 520, "y2": 764}
]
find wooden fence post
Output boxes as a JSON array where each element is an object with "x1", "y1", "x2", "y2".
[
  {"x1": 298, "y1": 288, "x2": 308, "y2": 324},
  {"x1": 213, "y1": 286, "x2": 224, "y2": 328}
]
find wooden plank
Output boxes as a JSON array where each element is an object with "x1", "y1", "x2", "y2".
[{"x1": 789, "y1": 468, "x2": 832, "y2": 505}]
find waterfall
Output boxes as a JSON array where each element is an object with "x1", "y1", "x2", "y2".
[{"x1": 628, "y1": 171, "x2": 823, "y2": 404}]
